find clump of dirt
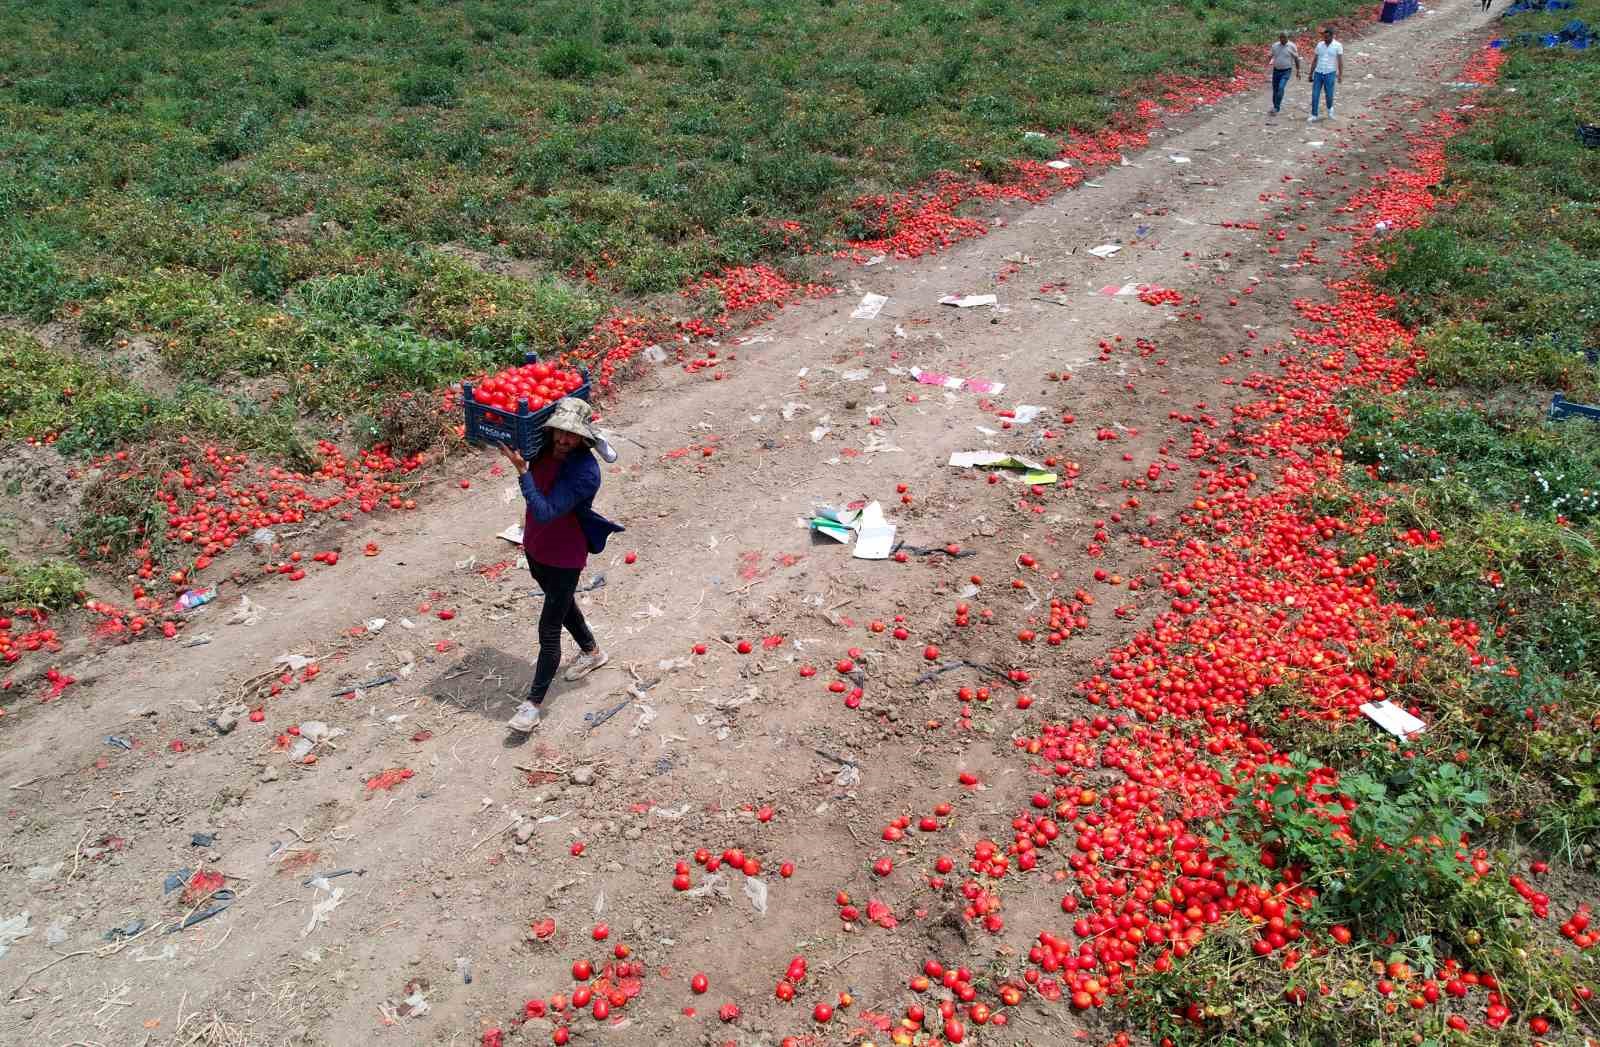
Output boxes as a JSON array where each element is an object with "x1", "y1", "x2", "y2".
[{"x1": 0, "y1": 442, "x2": 80, "y2": 558}]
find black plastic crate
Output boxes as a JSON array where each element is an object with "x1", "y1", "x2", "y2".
[
  {"x1": 463, "y1": 354, "x2": 592, "y2": 459},
  {"x1": 1578, "y1": 122, "x2": 1600, "y2": 149}
]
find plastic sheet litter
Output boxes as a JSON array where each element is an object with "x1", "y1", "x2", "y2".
[
  {"x1": 105, "y1": 918, "x2": 147, "y2": 941},
  {"x1": 0, "y1": 912, "x2": 31, "y2": 959},
  {"x1": 169, "y1": 889, "x2": 235, "y2": 933}
]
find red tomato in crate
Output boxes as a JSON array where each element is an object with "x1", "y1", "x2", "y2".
[{"x1": 478, "y1": 362, "x2": 582, "y2": 416}]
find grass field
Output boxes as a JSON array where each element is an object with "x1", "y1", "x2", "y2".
[
  {"x1": 1357, "y1": 17, "x2": 1600, "y2": 864},
  {"x1": 0, "y1": 0, "x2": 1362, "y2": 450}
]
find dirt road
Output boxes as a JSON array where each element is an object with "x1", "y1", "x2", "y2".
[{"x1": 1, "y1": 3, "x2": 1503, "y2": 1044}]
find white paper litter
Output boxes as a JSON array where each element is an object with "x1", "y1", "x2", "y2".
[
  {"x1": 300, "y1": 721, "x2": 340, "y2": 743},
  {"x1": 1170, "y1": 155, "x2": 1192, "y2": 164},
  {"x1": 1360, "y1": 700, "x2": 1426, "y2": 739},
  {"x1": 275, "y1": 653, "x2": 311, "y2": 671},
  {"x1": 1011, "y1": 405, "x2": 1044, "y2": 425},
  {"x1": 365, "y1": 618, "x2": 387, "y2": 633},
  {"x1": 497, "y1": 524, "x2": 523, "y2": 544},
  {"x1": 851, "y1": 293, "x2": 888, "y2": 320},
  {"x1": 852, "y1": 501, "x2": 896, "y2": 560},
  {"x1": 651, "y1": 803, "x2": 691, "y2": 820},
  {"x1": 686, "y1": 874, "x2": 730, "y2": 900},
  {"x1": 131, "y1": 942, "x2": 178, "y2": 962},
  {"x1": 227, "y1": 596, "x2": 265, "y2": 626},
  {"x1": 939, "y1": 294, "x2": 998, "y2": 309},
  {"x1": 1046, "y1": 159, "x2": 1072, "y2": 170},
  {"x1": 948, "y1": 450, "x2": 1047, "y2": 470},
  {"x1": 629, "y1": 704, "x2": 657, "y2": 737},
  {"x1": 1086, "y1": 244, "x2": 1122, "y2": 258},
  {"x1": 302, "y1": 884, "x2": 344, "y2": 937}
]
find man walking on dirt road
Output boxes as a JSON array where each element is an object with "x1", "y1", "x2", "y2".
[
  {"x1": 1308, "y1": 26, "x2": 1343, "y2": 122},
  {"x1": 1268, "y1": 31, "x2": 1301, "y2": 116}
]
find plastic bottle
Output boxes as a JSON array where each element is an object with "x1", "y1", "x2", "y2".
[{"x1": 175, "y1": 587, "x2": 218, "y2": 612}]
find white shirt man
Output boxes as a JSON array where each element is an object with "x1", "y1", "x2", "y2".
[{"x1": 1308, "y1": 28, "x2": 1344, "y2": 121}]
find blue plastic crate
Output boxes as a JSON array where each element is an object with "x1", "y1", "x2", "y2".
[
  {"x1": 1550, "y1": 394, "x2": 1600, "y2": 423},
  {"x1": 462, "y1": 354, "x2": 592, "y2": 459}
]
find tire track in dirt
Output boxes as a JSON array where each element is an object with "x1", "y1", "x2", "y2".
[{"x1": 0, "y1": 4, "x2": 1502, "y2": 1044}]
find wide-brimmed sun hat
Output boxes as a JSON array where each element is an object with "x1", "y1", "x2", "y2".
[{"x1": 544, "y1": 397, "x2": 617, "y2": 462}]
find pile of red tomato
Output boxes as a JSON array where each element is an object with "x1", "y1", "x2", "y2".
[
  {"x1": 0, "y1": 611, "x2": 58, "y2": 666},
  {"x1": 470, "y1": 361, "x2": 585, "y2": 415}
]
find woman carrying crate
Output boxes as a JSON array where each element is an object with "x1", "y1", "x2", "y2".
[{"x1": 498, "y1": 398, "x2": 623, "y2": 732}]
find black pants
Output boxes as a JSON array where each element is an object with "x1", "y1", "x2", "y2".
[{"x1": 528, "y1": 560, "x2": 595, "y2": 704}]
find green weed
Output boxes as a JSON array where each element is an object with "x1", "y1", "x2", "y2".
[
  {"x1": 1214, "y1": 752, "x2": 1489, "y2": 939},
  {"x1": 0, "y1": 234, "x2": 94, "y2": 322},
  {"x1": 0, "y1": 554, "x2": 87, "y2": 612},
  {"x1": 1416, "y1": 321, "x2": 1600, "y2": 402}
]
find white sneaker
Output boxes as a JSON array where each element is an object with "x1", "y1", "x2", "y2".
[
  {"x1": 1325, "y1": 108, "x2": 1335, "y2": 121},
  {"x1": 563, "y1": 649, "x2": 610, "y2": 682},
  {"x1": 507, "y1": 701, "x2": 542, "y2": 732},
  {"x1": 1308, "y1": 114, "x2": 1320, "y2": 123}
]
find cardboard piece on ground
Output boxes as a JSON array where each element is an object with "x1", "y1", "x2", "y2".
[
  {"x1": 498, "y1": 524, "x2": 524, "y2": 544},
  {"x1": 809, "y1": 503, "x2": 896, "y2": 558},
  {"x1": 947, "y1": 451, "x2": 1058, "y2": 485},
  {"x1": 851, "y1": 293, "x2": 888, "y2": 320},
  {"x1": 909, "y1": 367, "x2": 1005, "y2": 395},
  {"x1": 1360, "y1": 700, "x2": 1426, "y2": 739},
  {"x1": 1086, "y1": 244, "x2": 1122, "y2": 258},
  {"x1": 938, "y1": 294, "x2": 998, "y2": 309}
]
